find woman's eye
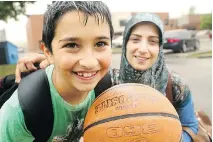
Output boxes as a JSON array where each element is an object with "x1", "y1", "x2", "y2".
[
  {"x1": 130, "y1": 38, "x2": 140, "y2": 42},
  {"x1": 96, "y1": 41, "x2": 107, "y2": 47},
  {"x1": 63, "y1": 43, "x2": 78, "y2": 48}
]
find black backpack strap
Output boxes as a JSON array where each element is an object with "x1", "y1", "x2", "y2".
[
  {"x1": 18, "y1": 69, "x2": 54, "y2": 142},
  {"x1": 0, "y1": 83, "x2": 18, "y2": 108},
  {"x1": 94, "y1": 72, "x2": 112, "y2": 97},
  {"x1": 0, "y1": 74, "x2": 16, "y2": 99},
  {"x1": 0, "y1": 74, "x2": 16, "y2": 89},
  {"x1": 0, "y1": 64, "x2": 40, "y2": 102}
]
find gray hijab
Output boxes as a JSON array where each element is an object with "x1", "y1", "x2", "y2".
[{"x1": 119, "y1": 13, "x2": 169, "y2": 94}]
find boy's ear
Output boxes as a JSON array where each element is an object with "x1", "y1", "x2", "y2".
[{"x1": 40, "y1": 42, "x2": 54, "y2": 64}]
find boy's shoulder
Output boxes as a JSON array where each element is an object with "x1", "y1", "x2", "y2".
[
  {"x1": 0, "y1": 88, "x2": 33, "y2": 142},
  {"x1": 93, "y1": 69, "x2": 120, "y2": 96}
]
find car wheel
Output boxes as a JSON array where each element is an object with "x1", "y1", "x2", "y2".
[
  {"x1": 181, "y1": 43, "x2": 187, "y2": 53},
  {"x1": 194, "y1": 40, "x2": 200, "y2": 50}
]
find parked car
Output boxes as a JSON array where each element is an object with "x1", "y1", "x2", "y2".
[
  {"x1": 112, "y1": 36, "x2": 123, "y2": 48},
  {"x1": 163, "y1": 29, "x2": 200, "y2": 53}
]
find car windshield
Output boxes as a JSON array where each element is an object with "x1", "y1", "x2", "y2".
[{"x1": 164, "y1": 30, "x2": 192, "y2": 38}]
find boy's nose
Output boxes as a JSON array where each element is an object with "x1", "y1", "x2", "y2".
[{"x1": 79, "y1": 56, "x2": 99, "y2": 69}]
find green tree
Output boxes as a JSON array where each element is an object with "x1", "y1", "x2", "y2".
[
  {"x1": 200, "y1": 14, "x2": 212, "y2": 30},
  {"x1": 0, "y1": 1, "x2": 34, "y2": 22}
]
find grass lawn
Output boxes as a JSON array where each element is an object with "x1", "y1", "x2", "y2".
[
  {"x1": 0, "y1": 64, "x2": 16, "y2": 78},
  {"x1": 188, "y1": 51, "x2": 212, "y2": 58}
]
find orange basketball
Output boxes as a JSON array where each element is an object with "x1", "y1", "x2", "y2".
[{"x1": 83, "y1": 83, "x2": 182, "y2": 142}]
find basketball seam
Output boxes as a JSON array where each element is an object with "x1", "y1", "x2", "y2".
[{"x1": 84, "y1": 112, "x2": 179, "y2": 133}]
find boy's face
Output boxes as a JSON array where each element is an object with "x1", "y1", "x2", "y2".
[{"x1": 45, "y1": 11, "x2": 112, "y2": 92}]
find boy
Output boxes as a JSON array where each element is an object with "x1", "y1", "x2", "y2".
[{"x1": 0, "y1": 1, "x2": 113, "y2": 142}]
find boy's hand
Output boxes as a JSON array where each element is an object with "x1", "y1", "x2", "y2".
[{"x1": 15, "y1": 53, "x2": 49, "y2": 83}]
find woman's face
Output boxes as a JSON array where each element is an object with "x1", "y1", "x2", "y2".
[{"x1": 126, "y1": 22, "x2": 160, "y2": 71}]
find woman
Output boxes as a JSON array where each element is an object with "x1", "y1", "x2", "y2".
[
  {"x1": 1, "y1": 13, "x2": 198, "y2": 142},
  {"x1": 109, "y1": 13, "x2": 198, "y2": 142}
]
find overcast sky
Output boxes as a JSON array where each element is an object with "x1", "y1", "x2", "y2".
[
  {"x1": 25, "y1": 0, "x2": 212, "y2": 18},
  {"x1": 106, "y1": 0, "x2": 212, "y2": 17},
  {"x1": 0, "y1": 0, "x2": 212, "y2": 46}
]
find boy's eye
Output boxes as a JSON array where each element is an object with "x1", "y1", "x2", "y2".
[
  {"x1": 133, "y1": 38, "x2": 140, "y2": 41},
  {"x1": 63, "y1": 43, "x2": 78, "y2": 48},
  {"x1": 96, "y1": 41, "x2": 107, "y2": 48}
]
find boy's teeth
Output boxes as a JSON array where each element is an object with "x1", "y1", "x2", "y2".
[
  {"x1": 77, "y1": 72, "x2": 96, "y2": 77},
  {"x1": 84, "y1": 73, "x2": 91, "y2": 77}
]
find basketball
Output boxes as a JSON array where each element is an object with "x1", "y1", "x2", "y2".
[{"x1": 83, "y1": 83, "x2": 182, "y2": 142}]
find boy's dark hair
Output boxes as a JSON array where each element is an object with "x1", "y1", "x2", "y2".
[{"x1": 42, "y1": 1, "x2": 114, "y2": 52}]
